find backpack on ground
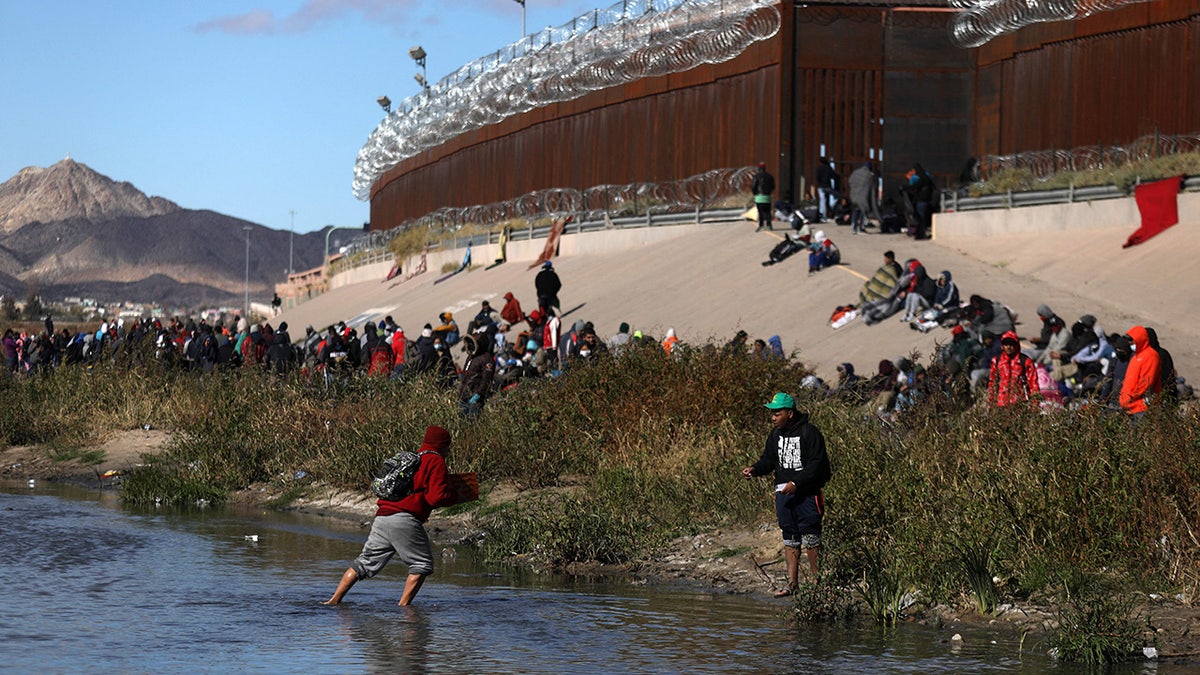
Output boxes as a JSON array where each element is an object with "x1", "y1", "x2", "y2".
[{"x1": 370, "y1": 450, "x2": 431, "y2": 500}]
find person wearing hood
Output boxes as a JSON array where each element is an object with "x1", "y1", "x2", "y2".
[
  {"x1": 832, "y1": 362, "x2": 862, "y2": 402},
  {"x1": 662, "y1": 328, "x2": 680, "y2": 355},
  {"x1": 560, "y1": 319, "x2": 586, "y2": 363},
  {"x1": 932, "y1": 271, "x2": 959, "y2": 311},
  {"x1": 1120, "y1": 325, "x2": 1162, "y2": 417},
  {"x1": 323, "y1": 425, "x2": 457, "y2": 607},
  {"x1": 500, "y1": 292, "x2": 525, "y2": 327},
  {"x1": 459, "y1": 329, "x2": 496, "y2": 419},
  {"x1": 1026, "y1": 304, "x2": 1061, "y2": 359},
  {"x1": 1144, "y1": 327, "x2": 1177, "y2": 404},
  {"x1": 1098, "y1": 334, "x2": 1133, "y2": 405},
  {"x1": 742, "y1": 392, "x2": 832, "y2": 597},
  {"x1": 1035, "y1": 317, "x2": 1070, "y2": 368},
  {"x1": 388, "y1": 325, "x2": 407, "y2": 378},
  {"x1": 899, "y1": 265, "x2": 938, "y2": 322},
  {"x1": 434, "y1": 312, "x2": 459, "y2": 346},
  {"x1": 988, "y1": 331, "x2": 1039, "y2": 408},
  {"x1": 965, "y1": 294, "x2": 1015, "y2": 340}
]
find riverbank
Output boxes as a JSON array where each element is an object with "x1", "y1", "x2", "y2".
[{"x1": 5, "y1": 429, "x2": 1200, "y2": 664}]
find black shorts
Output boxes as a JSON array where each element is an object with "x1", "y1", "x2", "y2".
[{"x1": 775, "y1": 491, "x2": 823, "y2": 548}]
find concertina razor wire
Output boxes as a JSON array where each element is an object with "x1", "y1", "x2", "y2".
[
  {"x1": 349, "y1": 166, "x2": 758, "y2": 252},
  {"x1": 352, "y1": 0, "x2": 781, "y2": 201},
  {"x1": 977, "y1": 132, "x2": 1200, "y2": 183},
  {"x1": 949, "y1": 0, "x2": 1157, "y2": 48}
]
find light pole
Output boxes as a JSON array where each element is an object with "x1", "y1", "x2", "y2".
[
  {"x1": 409, "y1": 46, "x2": 429, "y2": 95},
  {"x1": 243, "y1": 226, "x2": 251, "y2": 318},
  {"x1": 288, "y1": 210, "x2": 295, "y2": 276},
  {"x1": 324, "y1": 225, "x2": 358, "y2": 267},
  {"x1": 376, "y1": 95, "x2": 391, "y2": 113},
  {"x1": 512, "y1": 0, "x2": 526, "y2": 38}
]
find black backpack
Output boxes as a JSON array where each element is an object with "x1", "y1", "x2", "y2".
[{"x1": 370, "y1": 451, "x2": 431, "y2": 500}]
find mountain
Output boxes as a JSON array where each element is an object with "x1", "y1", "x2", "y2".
[{"x1": 0, "y1": 159, "x2": 331, "y2": 308}]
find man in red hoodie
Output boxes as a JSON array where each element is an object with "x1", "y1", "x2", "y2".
[{"x1": 323, "y1": 425, "x2": 455, "y2": 606}]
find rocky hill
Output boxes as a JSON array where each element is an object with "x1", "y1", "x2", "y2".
[{"x1": 0, "y1": 159, "x2": 329, "y2": 308}]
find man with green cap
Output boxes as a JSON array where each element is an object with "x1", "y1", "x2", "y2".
[{"x1": 742, "y1": 391, "x2": 832, "y2": 596}]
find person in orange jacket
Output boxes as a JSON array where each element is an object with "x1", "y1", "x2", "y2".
[{"x1": 1119, "y1": 325, "x2": 1162, "y2": 418}]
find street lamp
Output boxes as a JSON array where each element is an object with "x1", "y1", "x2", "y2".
[
  {"x1": 512, "y1": 0, "x2": 526, "y2": 38},
  {"x1": 243, "y1": 226, "x2": 252, "y2": 318},
  {"x1": 323, "y1": 225, "x2": 358, "y2": 267},
  {"x1": 376, "y1": 95, "x2": 391, "y2": 113},
  {"x1": 409, "y1": 45, "x2": 429, "y2": 94}
]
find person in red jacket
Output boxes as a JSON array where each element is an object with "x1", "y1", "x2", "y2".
[
  {"x1": 323, "y1": 425, "x2": 456, "y2": 606},
  {"x1": 988, "y1": 331, "x2": 1039, "y2": 408},
  {"x1": 500, "y1": 291, "x2": 525, "y2": 327},
  {"x1": 1119, "y1": 325, "x2": 1162, "y2": 418}
]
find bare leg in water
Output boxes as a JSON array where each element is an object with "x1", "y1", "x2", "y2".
[
  {"x1": 323, "y1": 569, "x2": 429, "y2": 606},
  {"x1": 399, "y1": 573, "x2": 427, "y2": 606},
  {"x1": 322, "y1": 568, "x2": 359, "y2": 605}
]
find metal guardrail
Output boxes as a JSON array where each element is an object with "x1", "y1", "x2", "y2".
[
  {"x1": 328, "y1": 205, "x2": 748, "y2": 277},
  {"x1": 438, "y1": 206, "x2": 747, "y2": 252},
  {"x1": 940, "y1": 175, "x2": 1200, "y2": 213}
]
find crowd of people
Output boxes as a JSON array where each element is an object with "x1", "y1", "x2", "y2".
[
  {"x1": 2, "y1": 233, "x2": 1191, "y2": 425},
  {"x1": 812, "y1": 247, "x2": 1191, "y2": 421}
]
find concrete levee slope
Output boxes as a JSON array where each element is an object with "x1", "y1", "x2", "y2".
[{"x1": 278, "y1": 214, "x2": 1198, "y2": 386}]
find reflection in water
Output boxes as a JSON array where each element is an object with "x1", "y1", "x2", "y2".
[
  {"x1": 331, "y1": 605, "x2": 431, "y2": 674},
  {"x1": 0, "y1": 481, "x2": 1175, "y2": 674}
]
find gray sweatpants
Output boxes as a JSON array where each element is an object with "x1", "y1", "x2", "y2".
[{"x1": 351, "y1": 511, "x2": 434, "y2": 579}]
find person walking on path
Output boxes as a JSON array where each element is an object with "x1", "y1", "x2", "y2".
[
  {"x1": 742, "y1": 392, "x2": 832, "y2": 597},
  {"x1": 752, "y1": 162, "x2": 776, "y2": 231},
  {"x1": 323, "y1": 425, "x2": 456, "y2": 606}
]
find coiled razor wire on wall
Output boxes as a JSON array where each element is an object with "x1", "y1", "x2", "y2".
[
  {"x1": 976, "y1": 132, "x2": 1200, "y2": 182},
  {"x1": 350, "y1": 166, "x2": 756, "y2": 253},
  {"x1": 950, "y1": 0, "x2": 1157, "y2": 48},
  {"x1": 352, "y1": 0, "x2": 781, "y2": 201}
]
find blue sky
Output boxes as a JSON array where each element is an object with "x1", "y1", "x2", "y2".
[{"x1": 1, "y1": 0, "x2": 588, "y2": 233}]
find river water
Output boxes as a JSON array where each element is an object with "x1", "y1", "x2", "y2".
[{"x1": 0, "y1": 480, "x2": 1173, "y2": 674}]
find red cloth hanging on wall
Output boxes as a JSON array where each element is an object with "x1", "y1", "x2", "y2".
[{"x1": 1123, "y1": 175, "x2": 1182, "y2": 248}]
